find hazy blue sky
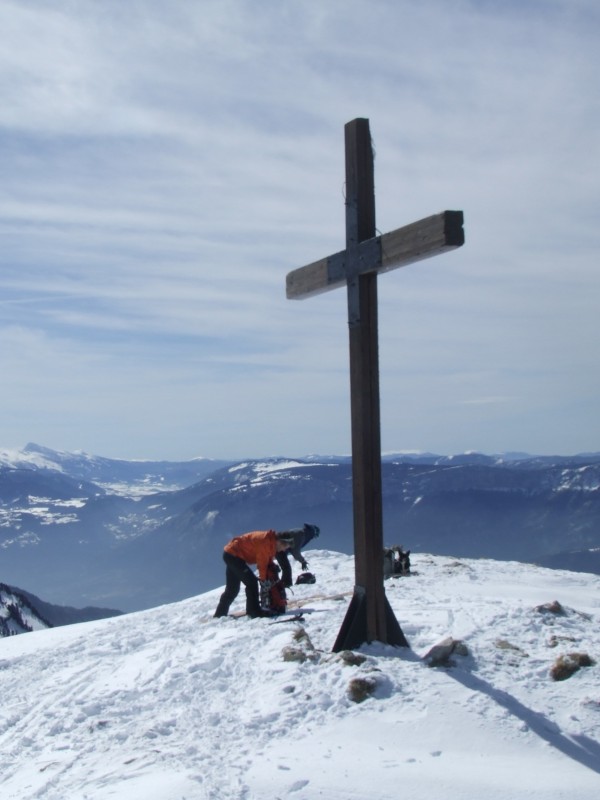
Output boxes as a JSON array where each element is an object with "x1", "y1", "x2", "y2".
[{"x1": 1, "y1": 0, "x2": 598, "y2": 460}]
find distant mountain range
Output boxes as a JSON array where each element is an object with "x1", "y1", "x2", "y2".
[
  {"x1": 0, "y1": 581, "x2": 122, "y2": 637},
  {"x1": 1, "y1": 443, "x2": 599, "y2": 615},
  {"x1": 0, "y1": 442, "x2": 230, "y2": 495},
  {"x1": 0, "y1": 583, "x2": 52, "y2": 635}
]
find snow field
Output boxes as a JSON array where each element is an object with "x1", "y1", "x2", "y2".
[{"x1": 1, "y1": 550, "x2": 599, "y2": 799}]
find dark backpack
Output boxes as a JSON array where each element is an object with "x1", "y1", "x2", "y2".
[
  {"x1": 383, "y1": 546, "x2": 411, "y2": 577},
  {"x1": 295, "y1": 571, "x2": 316, "y2": 585}
]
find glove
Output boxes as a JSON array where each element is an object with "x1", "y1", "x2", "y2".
[{"x1": 300, "y1": 560, "x2": 309, "y2": 571}]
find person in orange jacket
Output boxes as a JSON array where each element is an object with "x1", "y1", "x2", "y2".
[{"x1": 214, "y1": 529, "x2": 295, "y2": 618}]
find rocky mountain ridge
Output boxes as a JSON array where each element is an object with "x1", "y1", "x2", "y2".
[{"x1": 1, "y1": 444, "x2": 599, "y2": 612}]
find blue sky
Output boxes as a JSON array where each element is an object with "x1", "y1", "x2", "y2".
[{"x1": 1, "y1": 0, "x2": 598, "y2": 460}]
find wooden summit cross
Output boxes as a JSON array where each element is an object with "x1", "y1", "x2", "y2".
[{"x1": 286, "y1": 118, "x2": 464, "y2": 651}]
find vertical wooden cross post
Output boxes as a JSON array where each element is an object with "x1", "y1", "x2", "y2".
[{"x1": 286, "y1": 118, "x2": 464, "y2": 651}]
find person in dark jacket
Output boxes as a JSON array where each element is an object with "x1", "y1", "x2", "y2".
[
  {"x1": 214, "y1": 529, "x2": 294, "y2": 618},
  {"x1": 275, "y1": 523, "x2": 320, "y2": 587}
]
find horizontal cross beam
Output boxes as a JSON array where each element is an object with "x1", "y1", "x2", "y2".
[{"x1": 286, "y1": 210, "x2": 464, "y2": 300}]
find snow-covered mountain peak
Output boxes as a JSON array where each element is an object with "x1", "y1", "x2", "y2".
[{"x1": 1, "y1": 550, "x2": 599, "y2": 798}]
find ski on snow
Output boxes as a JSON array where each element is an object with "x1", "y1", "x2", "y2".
[{"x1": 268, "y1": 613, "x2": 305, "y2": 625}]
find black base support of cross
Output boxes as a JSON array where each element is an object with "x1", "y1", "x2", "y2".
[{"x1": 332, "y1": 586, "x2": 409, "y2": 651}]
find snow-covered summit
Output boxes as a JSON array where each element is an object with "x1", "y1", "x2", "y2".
[{"x1": 1, "y1": 550, "x2": 599, "y2": 799}]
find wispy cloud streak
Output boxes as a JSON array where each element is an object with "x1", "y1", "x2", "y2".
[{"x1": 0, "y1": 0, "x2": 598, "y2": 458}]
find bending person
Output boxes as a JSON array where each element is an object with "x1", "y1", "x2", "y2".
[{"x1": 214, "y1": 529, "x2": 294, "y2": 618}]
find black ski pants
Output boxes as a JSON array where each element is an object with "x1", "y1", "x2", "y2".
[{"x1": 214, "y1": 552, "x2": 262, "y2": 618}]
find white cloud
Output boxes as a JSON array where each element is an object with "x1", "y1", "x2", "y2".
[{"x1": 0, "y1": 0, "x2": 598, "y2": 458}]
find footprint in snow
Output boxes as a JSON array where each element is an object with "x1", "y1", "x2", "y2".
[{"x1": 288, "y1": 779, "x2": 309, "y2": 793}]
